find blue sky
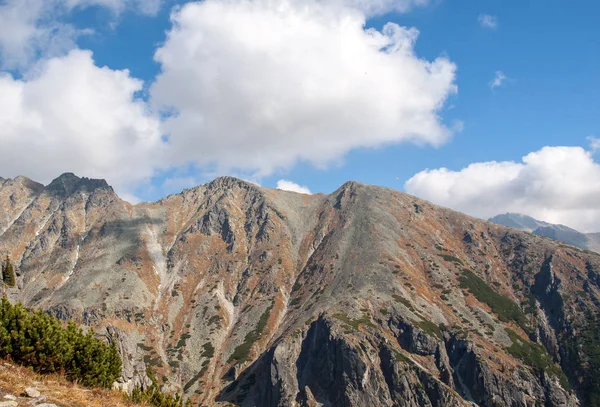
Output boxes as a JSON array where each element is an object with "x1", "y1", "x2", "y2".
[{"x1": 0, "y1": 0, "x2": 599, "y2": 230}]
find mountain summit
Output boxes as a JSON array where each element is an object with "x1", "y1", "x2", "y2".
[
  {"x1": 45, "y1": 173, "x2": 113, "y2": 197},
  {"x1": 489, "y1": 212, "x2": 600, "y2": 254},
  {"x1": 1, "y1": 175, "x2": 599, "y2": 406}
]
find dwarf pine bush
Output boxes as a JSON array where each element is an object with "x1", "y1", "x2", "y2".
[
  {"x1": 0, "y1": 296, "x2": 121, "y2": 388},
  {"x1": 129, "y1": 367, "x2": 192, "y2": 407}
]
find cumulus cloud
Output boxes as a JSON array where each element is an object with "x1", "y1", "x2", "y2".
[
  {"x1": 405, "y1": 146, "x2": 600, "y2": 232},
  {"x1": 489, "y1": 70, "x2": 508, "y2": 89},
  {"x1": 478, "y1": 14, "x2": 498, "y2": 30},
  {"x1": 152, "y1": 0, "x2": 457, "y2": 178},
  {"x1": 0, "y1": 49, "x2": 164, "y2": 196},
  {"x1": 276, "y1": 180, "x2": 312, "y2": 194},
  {"x1": 0, "y1": 0, "x2": 160, "y2": 70},
  {"x1": 0, "y1": 0, "x2": 455, "y2": 201}
]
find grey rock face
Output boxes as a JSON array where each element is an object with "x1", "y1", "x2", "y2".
[
  {"x1": 44, "y1": 172, "x2": 112, "y2": 197},
  {"x1": 106, "y1": 326, "x2": 153, "y2": 392}
]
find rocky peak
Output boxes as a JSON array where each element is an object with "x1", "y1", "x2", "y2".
[
  {"x1": 45, "y1": 173, "x2": 113, "y2": 197},
  {"x1": 2, "y1": 175, "x2": 44, "y2": 192},
  {"x1": 489, "y1": 213, "x2": 551, "y2": 232},
  {"x1": 206, "y1": 176, "x2": 259, "y2": 192}
]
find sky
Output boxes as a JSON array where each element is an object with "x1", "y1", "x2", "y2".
[{"x1": 0, "y1": 0, "x2": 599, "y2": 231}]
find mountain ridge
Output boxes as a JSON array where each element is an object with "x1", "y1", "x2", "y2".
[
  {"x1": 489, "y1": 212, "x2": 600, "y2": 254},
  {"x1": 1, "y1": 173, "x2": 599, "y2": 406}
]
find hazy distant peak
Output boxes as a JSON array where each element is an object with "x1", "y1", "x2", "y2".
[
  {"x1": 490, "y1": 212, "x2": 599, "y2": 253},
  {"x1": 488, "y1": 213, "x2": 550, "y2": 232}
]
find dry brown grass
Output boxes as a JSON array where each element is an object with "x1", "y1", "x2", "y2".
[{"x1": 0, "y1": 361, "x2": 149, "y2": 407}]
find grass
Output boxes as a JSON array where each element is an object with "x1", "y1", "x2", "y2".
[
  {"x1": 415, "y1": 319, "x2": 443, "y2": 339},
  {"x1": 391, "y1": 348, "x2": 410, "y2": 364},
  {"x1": 0, "y1": 361, "x2": 150, "y2": 407},
  {"x1": 437, "y1": 254, "x2": 464, "y2": 265},
  {"x1": 392, "y1": 294, "x2": 415, "y2": 311},
  {"x1": 459, "y1": 270, "x2": 529, "y2": 332},
  {"x1": 333, "y1": 313, "x2": 376, "y2": 330},
  {"x1": 228, "y1": 301, "x2": 274, "y2": 363}
]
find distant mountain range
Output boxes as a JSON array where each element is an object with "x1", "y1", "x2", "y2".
[{"x1": 489, "y1": 213, "x2": 600, "y2": 253}]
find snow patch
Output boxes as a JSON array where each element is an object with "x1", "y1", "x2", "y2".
[
  {"x1": 35, "y1": 206, "x2": 58, "y2": 236},
  {"x1": 215, "y1": 282, "x2": 235, "y2": 328},
  {"x1": 61, "y1": 244, "x2": 80, "y2": 286},
  {"x1": 1, "y1": 199, "x2": 34, "y2": 236},
  {"x1": 145, "y1": 224, "x2": 174, "y2": 311}
]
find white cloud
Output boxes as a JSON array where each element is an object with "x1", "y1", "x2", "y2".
[
  {"x1": 0, "y1": 49, "x2": 165, "y2": 197},
  {"x1": 405, "y1": 146, "x2": 600, "y2": 232},
  {"x1": 0, "y1": 0, "x2": 161, "y2": 70},
  {"x1": 152, "y1": 0, "x2": 457, "y2": 178},
  {"x1": 330, "y1": 0, "x2": 430, "y2": 16},
  {"x1": 0, "y1": 0, "x2": 72, "y2": 70},
  {"x1": 276, "y1": 180, "x2": 312, "y2": 194},
  {"x1": 478, "y1": 14, "x2": 498, "y2": 30},
  {"x1": 66, "y1": 0, "x2": 162, "y2": 15},
  {"x1": 588, "y1": 136, "x2": 600, "y2": 152},
  {"x1": 489, "y1": 70, "x2": 508, "y2": 89}
]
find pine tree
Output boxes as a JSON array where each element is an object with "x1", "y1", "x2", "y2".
[{"x1": 2, "y1": 256, "x2": 15, "y2": 288}]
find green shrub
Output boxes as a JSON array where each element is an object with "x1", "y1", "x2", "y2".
[
  {"x1": 458, "y1": 270, "x2": 529, "y2": 332},
  {"x1": 505, "y1": 329, "x2": 569, "y2": 389},
  {"x1": 1, "y1": 256, "x2": 15, "y2": 288},
  {"x1": 415, "y1": 319, "x2": 443, "y2": 339},
  {"x1": 333, "y1": 313, "x2": 376, "y2": 331},
  {"x1": 130, "y1": 367, "x2": 191, "y2": 407},
  {"x1": 0, "y1": 297, "x2": 121, "y2": 388},
  {"x1": 437, "y1": 254, "x2": 464, "y2": 265},
  {"x1": 228, "y1": 301, "x2": 273, "y2": 363}
]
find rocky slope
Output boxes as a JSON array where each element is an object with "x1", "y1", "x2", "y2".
[
  {"x1": 2, "y1": 174, "x2": 600, "y2": 406},
  {"x1": 489, "y1": 213, "x2": 600, "y2": 254}
]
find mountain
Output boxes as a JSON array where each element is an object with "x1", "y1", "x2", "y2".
[
  {"x1": 488, "y1": 213, "x2": 552, "y2": 232},
  {"x1": 489, "y1": 213, "x2": 600, "y2": 253},
  {"x1": 2, "y1": 174, "x2": 600, "y2": 406}
]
